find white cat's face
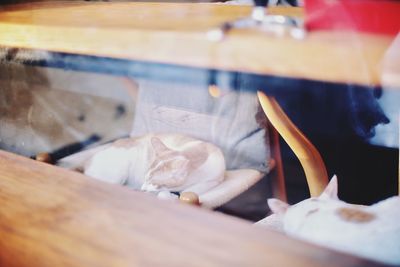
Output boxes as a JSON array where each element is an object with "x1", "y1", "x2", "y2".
[
  {"x1": 145, "y1": 155, "x2": 189, "y2": 188},
  {"x1": 142, "y1": 137, "x2": 190, "y2": 191},
  {"x1": 268, "y1": 175, "x2": 340, "y2": 232}
]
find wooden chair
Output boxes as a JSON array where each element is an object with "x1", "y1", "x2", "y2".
[
  {"x1": 181, "y1": 91, "x2": 329, "y2": 207},
  {"x1": 50, "y1": 75, "x2": 328, "y2": 208},
  {"x1": 128, "y1": 82, "x2": 329, "y2": 207},
  {"x1": 257, "y1": 91, "x2": 329, "y2": 199},
  {"x1": 55, "y1": 85, "x2": 329, "y2": 209}
]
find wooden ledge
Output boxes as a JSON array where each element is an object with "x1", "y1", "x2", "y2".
[
  {"x1": 0, "y1": 149, "x2": 382, "y2": 267},
  {"x1": 0, "y1": 2, "x2": 397, "y2": 88}
]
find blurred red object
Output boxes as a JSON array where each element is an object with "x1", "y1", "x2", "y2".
[{"x1": 304, "y1": 0, "x2": 400, "y2": 35}]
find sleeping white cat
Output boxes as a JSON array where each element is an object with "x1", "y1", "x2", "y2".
[
  {"x1": 58, "y1": 133, "x2": 226, "y2": 198},
  {"x1": 267, "y1": 176, "x2": 400, "y2": 265}
]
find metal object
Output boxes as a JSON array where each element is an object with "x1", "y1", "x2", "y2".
[{"x1": 207, "y1": 1, "x2": 305, "y2": 41}]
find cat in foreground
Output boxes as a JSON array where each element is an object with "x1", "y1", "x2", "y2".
[
  {"x1": 266, "y1": 176, "x2": 400, "y2": 265},
  {"x1": 58, "y1": 133, "x2": 226, "y2": 199}
]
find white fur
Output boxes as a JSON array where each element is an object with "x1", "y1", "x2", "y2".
[
  {"x1": 266, "y1": 176, "x2": 400, "y2": 265},
  {"x1": 60, "y1": 134, "x2": 226, "y2": 197}
]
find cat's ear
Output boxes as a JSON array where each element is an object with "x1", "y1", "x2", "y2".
[
  {"x1": 151, "y1": 137, "x2": 170, "y2": 155},
  {"x1": 268, "y1": 198, "x2": 289, "y2": 215},
  {"x1": 320, "y1": 175, "x2": 339, "y2": 200}
]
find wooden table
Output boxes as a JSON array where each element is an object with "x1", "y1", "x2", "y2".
[
  {"x1": 0, "y1": 150, "x2": 385, "y2": 267},
  {"x1": 0, "y1": 1, "x2": 398, "y2": 88},
  {"x1": 0, "y1": 2, "x2": 397, "y2": 266}
]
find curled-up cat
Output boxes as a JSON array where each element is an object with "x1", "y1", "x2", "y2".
[
  {"x1": 57, "y1": 133, "x2": 226, "y2": 199},
  {"x1": 265, "y1": 176, "x2": 400, "y2": 265}
]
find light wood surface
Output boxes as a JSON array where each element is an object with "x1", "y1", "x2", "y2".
[
  {"x1": 0, "y1": 149, "x2": 384, "y2": 267},
  {"x1": 258, "y1": 91, "x2": 329, "y2": 197},
  {"x1": 0, "y1": 2, "x2": 397, "y2": 88}
]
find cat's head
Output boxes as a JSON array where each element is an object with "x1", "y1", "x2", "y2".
[
  {"x1": 142, "y1": 137, "x2": 190, "y2": 191},
  {"x1": 268, "y1": 175, "x2": 340, "y2": 232}
]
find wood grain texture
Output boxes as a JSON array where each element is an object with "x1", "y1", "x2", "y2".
[
  {"x1": 0, "y1": 150, "x2": 385, "y2": 267},
  {"x1": 0, "y1": 2, "x2": 396, "y2": 87}
]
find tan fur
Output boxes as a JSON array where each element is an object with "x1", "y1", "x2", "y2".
[
  {"x1": 113, "y1": 138, "x2": 139, "y2": 148},
  {"x1": 183, "y1": 145, "x2": 208, "y2": 169},
  {"x1": 336, "y1": 207, "x2": 376, "y2": 223}
]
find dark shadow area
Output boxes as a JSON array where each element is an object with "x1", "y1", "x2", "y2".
[{"x1": 276, "y1": 82, "x2": 399, "y2": 206}]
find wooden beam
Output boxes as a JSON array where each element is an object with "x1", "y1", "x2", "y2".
[{"x1": 0, "y1": 2, "x2": 396, "y2": 88}]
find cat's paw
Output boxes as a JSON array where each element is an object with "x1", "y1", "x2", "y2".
[
  {"x1": 157, "y1": 191, "x2": 179, "y2": 200},
  {"x1": 141, "y1": 182, "x2": 159, "y2": 192}
]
